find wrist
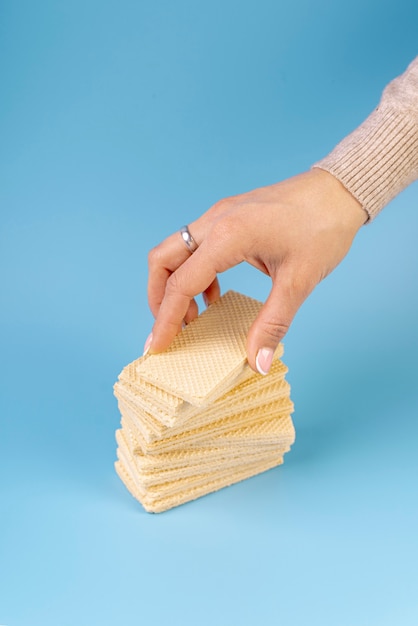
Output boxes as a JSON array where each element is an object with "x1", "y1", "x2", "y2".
[{"x1": 310, "y1": 167, "x2": 368, "y2": 233}]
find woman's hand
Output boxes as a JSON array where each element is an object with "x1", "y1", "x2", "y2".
[{"x1": 146, "y1": 168, "x2": 367, "y2": 374}]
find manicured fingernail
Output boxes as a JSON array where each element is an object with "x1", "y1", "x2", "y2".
[
  {"x1": 143, "y1": 332, "x2": 153, "y2": 356},
  {"x1": 203, "y1": 293, "x2": 209, "y2": 308},
  {"x1": 256, "y1": 347, "x2": 274, "y2": 375}
]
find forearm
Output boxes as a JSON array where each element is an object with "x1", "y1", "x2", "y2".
[{"x1": 313, "y1": 57, "x2": 418, "y2": 220}]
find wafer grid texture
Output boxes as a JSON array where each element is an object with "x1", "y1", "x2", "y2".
[{"x1": 114, "y1": 290, "x2": 295, "y2": 513}]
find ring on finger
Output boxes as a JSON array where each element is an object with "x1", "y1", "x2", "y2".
[{"x1": 179, "y1": 225, "x2": 199, "y2": 254}]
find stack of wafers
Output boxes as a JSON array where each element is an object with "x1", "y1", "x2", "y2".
[{"x1": 114, "y1": 290, "x2": 295, "y2": 513}]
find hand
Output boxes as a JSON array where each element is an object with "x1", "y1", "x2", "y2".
[{"x1": 146, "y1": 168, "x2": 367, "y2": 374}]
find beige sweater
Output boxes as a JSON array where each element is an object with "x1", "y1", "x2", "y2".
[{"x1": 314, "y1": 57, "x2": 418, "y2": 220}]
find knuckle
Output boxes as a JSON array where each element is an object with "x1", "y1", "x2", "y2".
[
  {"x1": 147, "y1": 244, "x2": 163, "y2": 269},
  {"x1": 261, "y1": 317, "x2": 290, "y2": 342},
  {"x1": 211, "y1": 195, "x2": 235, "y2": 212},
  {"x1": 165, "y1": 271, "x2": 181, "y2": 296},
  {"x1": 165, "y1": 270, "x2": 193, "y2": 301},
  {"x1": 210, "y1": 216, "x2": 231, "y2": 238},
  {"x1": 205, "y1": 217, "x2": 242, "y2": 272},
  {"x1": 208, "y1": 213, "x2": 239, "y2": 245}
]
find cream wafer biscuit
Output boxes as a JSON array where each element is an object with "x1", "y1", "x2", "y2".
[
  {"x1": 119, "y1": 360, "x2": 257, "y2": 425},
  {"x1": 116, "y1": 430, "x2": 287, "y2": 476},
  {"x1": 115, "y1": 374, "x2": 291, "y2": 445},
  {"x1": 115, "y1": 454, "x2": 285, "y2": 513},
  {"x1": 122, "y1": 422, "x2": 294, "y2": 458},
  {"x1": 118, "y1": 419, "x2": 294, "y2": 465},
  {"x1": 116, "y1": 428, "x2": 290, "y2": 485},
  {"x1": 137, "y1": 291, "x2": 276, "y2": 406},
  {"x1": 113, "y1": 289, "x2": 295, "y2": 513},
  {"x1": 115, "y1": 374, "x2": 291, "y2": 444},
  {"x1": 117, "y1": 446, "x2": 285, "y2": 498},
  {"x1": 118, "y1": 345, "x2": 284, "y2": 425},
  {"x1": 124, "y1": 435, "x2": 288, "y2": 472},
  {"x1": 119, "y1": 409, "x2": 294, "y2": 456},
  {"x1": 120, "y1": 396, "x2": 294, "y2": 454},
  {"x1": 115, "y1": 358, "x2": 289, "y2": 429},
  {"x1": 119, "y1": 420, "x2": 294, "y2": 466},
  {"x1": 116, "y1": 436, "x2": 283, "y2": 497},
  {"x1": 117, "y1": 429, "x2": 290, "y2": 473}
]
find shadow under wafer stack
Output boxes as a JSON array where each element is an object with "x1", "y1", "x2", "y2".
[{"x1": 114, "y1": 291, "x2": 295, "y2": 513}]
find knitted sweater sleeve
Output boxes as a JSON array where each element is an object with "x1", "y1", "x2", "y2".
[{"x1": 313, "y1": 57, "x2": 418, "y2": 220}]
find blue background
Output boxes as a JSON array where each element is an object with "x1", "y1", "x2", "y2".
[{"x1": 1, "y1": 1, "x2": 417, "y2": 624}]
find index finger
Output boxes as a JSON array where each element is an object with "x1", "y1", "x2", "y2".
[
  {"x1": 149, "y1": 239, "x2": 232, "y2": 353},
  {"x1": 147, "y1": 231, "x2": 195, "y2": 319}
]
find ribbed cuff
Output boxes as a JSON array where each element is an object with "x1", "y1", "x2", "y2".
[{"x1": 313, "y1": 105, "x2": 418, "y2": 221}]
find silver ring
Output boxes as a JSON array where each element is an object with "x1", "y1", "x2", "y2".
[{"x1": 180, "y1": 225, "x2": 198, "y2": 254}]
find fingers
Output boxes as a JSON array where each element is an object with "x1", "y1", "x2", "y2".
[
  {"x1": 246, "y1": 267, "x2": 315, "y2": 374},
  {"x1": 147, "y1": 231, "x2": 194, "y2": 319},
  {"x1": 147, "y1": 211, "x2": 243, "y2": 353},
  {"x1": 183, "y1": 297, "x2": 200, "y2": 325},
  {"x1": 183, "y1": 277, "x2": 221, "y2": 323},
  {"x1": 203, "y1": 277, "x2": 221, "y2": 307},
  {"x1": 149, "y1": 241, "x2": 222, "y2": 353}
]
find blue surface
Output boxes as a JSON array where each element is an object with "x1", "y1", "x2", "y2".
[{"x1": 1, "y1": 2, "x2": 418, "y2": 624}]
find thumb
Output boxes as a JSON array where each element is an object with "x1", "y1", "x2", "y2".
[{"x1": 246, "y1": 270, "x2": 312, "y2": 374}]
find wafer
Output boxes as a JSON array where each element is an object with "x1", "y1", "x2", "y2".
[
  {"x1": 136, "y1": 291, "x2": 267, "y2": 406},
  {"x1": 115, "y1": 355, "x2": 287, "y2": 427},
  {"x1": 116, "y1": 454, "x2": 285, "y2": 513},
  {"x1": 114, "y1": 290, "x2": 295, "y2": 512},
  {"x1": 115, "y1": 428, "x2": 290, "y2": 486},
  {"x1": 115, "y1": 368, "x2": 291, "y2": 444}
]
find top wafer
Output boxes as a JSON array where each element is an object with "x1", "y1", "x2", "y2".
[{"x1": 137, "y1": 290, "x2": 272, "y2": 406}]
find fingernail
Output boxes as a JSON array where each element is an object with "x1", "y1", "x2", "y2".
[
  {"x1": 143, "y1": 332, "x2": 153, "y2": 356},
  {"x1": 256, "y1": 347, "x2": 274, "y2": 375},
  {"x1": 203, "y1": 293, "x2": 209, "y2": 308}
]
